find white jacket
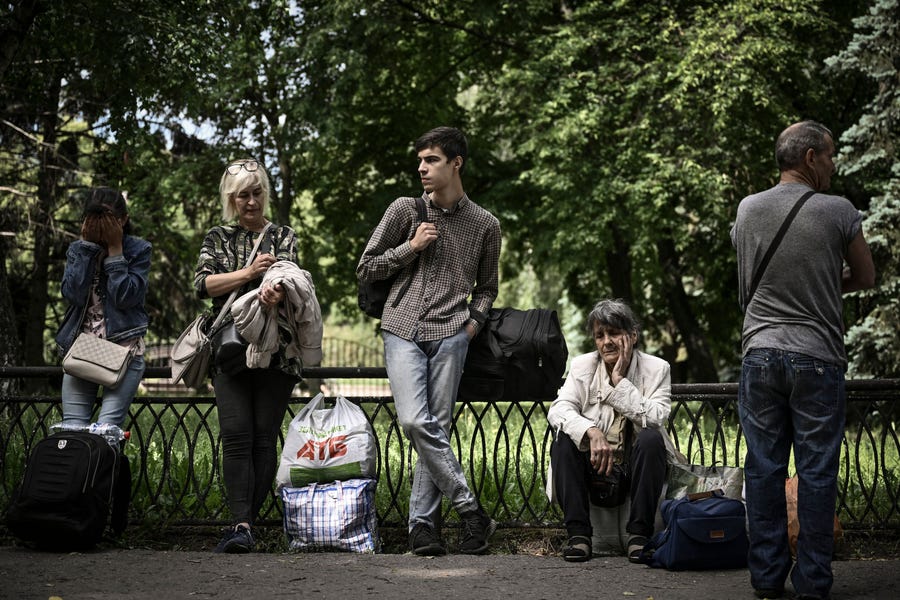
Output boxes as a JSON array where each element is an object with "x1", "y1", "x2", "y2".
[
  {"x1": 230, "y1": 261, "x2": 323, "y2": 369},
  {"x1": 545, "y1": 350, "x2": 683, "y2": 501}
]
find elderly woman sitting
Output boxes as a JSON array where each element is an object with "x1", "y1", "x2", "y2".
[{"x1": 547, "y1": 299, "x2": 680, "y2": 562}]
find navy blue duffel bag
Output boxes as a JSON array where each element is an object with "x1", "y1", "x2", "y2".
[{"x1": 639, "y1": 489, "x2": 748, "y2": 570}]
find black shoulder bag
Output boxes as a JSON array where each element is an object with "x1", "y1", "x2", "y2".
[
  {"x1": 742, "y1": 190, "x2": 815, "y2": 311},
  {"x1": 358, "y1": 196, "x2": 428, "y2": 319}
]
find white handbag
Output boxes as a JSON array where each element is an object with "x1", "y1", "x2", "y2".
[
  {"x1": 170, "y1": 223, "x2": 271, "y2": 387},
  {"x1": 62, "y1": 333, "x2": 136, "y2": 388}
]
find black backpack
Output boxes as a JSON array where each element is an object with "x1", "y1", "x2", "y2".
[
  {"x1": 6, "y1": 430, "x2": 131, "y2": 550},
  {"x1": 459, "y1": 307, "x2": 568, "y2": 401},
  {"x1": 358, "y1": 197, "x2": 427, "y2": 319}
]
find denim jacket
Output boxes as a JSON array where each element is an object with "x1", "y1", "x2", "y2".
[{"x1": 55, "y1": 235, "x2": 152, "y2": 354}]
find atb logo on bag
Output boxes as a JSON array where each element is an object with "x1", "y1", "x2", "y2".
[
  {"x1": 296, "y1": 436, "x2": 348, "y2": 461},
  {"x1": 276, "y1": 394, "x2": 378, "y2": 488},
  {"x1": 57, "y1": 440, "x2": 68, "y2": 450}
]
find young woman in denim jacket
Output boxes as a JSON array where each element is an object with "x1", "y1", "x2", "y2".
[{"x1": 55, "y1": 188, "x2": 152, "y2": 429}]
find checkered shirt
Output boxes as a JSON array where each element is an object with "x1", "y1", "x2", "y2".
[{"x1": 357, "y1": 193, "x2": 501, "y2": 342}]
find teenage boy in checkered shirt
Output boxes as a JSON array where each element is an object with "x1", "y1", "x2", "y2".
[{"x1": 357, "y1": 126, "x2": 501, "y2": 555}]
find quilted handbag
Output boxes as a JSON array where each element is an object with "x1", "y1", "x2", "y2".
[
  {"x1": 639, "y1": 489, "x2": 748, "y2": 570},
  {"x1": 281, "y1": 478, "x2": 379, "y2": 553},
  {"x1": 62, "y1": 333, "x2": 136, "y2": 388}
]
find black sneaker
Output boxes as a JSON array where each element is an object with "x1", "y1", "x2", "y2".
[
  {"x1": 409, "y1": 523, "x2": 447, "y2": 556},
  {"x1": 458, "y1": 507, "x2": 497, "y2": 555},
  {"x1": 214, "y1": 524, "x2": 254, "y2": 554}
]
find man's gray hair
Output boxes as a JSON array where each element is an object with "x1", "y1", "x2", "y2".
[
  {"x1": 586, "y1": 298, "x2": 641, "y2": 336},
  {"x1": 775, "y1": 120, "x2": 833, "y2": 171}
]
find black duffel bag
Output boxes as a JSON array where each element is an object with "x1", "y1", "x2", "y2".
[{"x1": 460, "y1": 307, "x2": 568, "y2": 401}]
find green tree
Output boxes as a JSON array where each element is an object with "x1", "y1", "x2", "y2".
[
  {"x1": 2, "y1": 0, "x2": 892, "y2": 386},
  {"x1": 467, "y1": 0, "x2": 866, "y2": 379},
  {"x1": 826, "y1": 0, "x2": 900, "y2": 377},
  {"x1": 0, "y1": 0, "x2": 229, "y2": 367}
]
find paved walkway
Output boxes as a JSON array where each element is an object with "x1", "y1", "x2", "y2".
[{"x1": 1, "y1": 547, "x2": 898, "y2": 600}]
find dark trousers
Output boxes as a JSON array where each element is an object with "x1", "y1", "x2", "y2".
[
  {"x1": 213, "y1": 368, "x2": 296, "y2": 525},
  {"x1": 551, "y1": 427, "x2": 667, "y2": 539}
]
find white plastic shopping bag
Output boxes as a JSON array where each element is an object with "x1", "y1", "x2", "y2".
[
  {"x1": 277, "y1": 393, "x2": 377, "y2": 488},
  {"x1": 281, "y1": 478, "x2": 379, "y2": 553},
  {"x1": 665, "y1": 463, "x2": 744, "y2": 500}
]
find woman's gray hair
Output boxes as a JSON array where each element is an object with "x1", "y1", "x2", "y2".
[
  {"x1": 219, "y1": 159, "x2": 271, "y2": 221},
  {"x1": 586, "y1": 298, "x2": 641, "y2": 337}
]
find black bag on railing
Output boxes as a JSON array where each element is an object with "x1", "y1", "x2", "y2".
[{"x1": 459, "y1": 307, "x2": 568, "y2": 401}]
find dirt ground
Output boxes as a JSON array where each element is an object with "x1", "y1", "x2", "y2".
[{"x1": 2, "y1": 543, "x2": 900, "y2": 600}]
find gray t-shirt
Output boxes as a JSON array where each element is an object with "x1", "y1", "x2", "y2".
[{"x1": 730, "y1": 182, "x2": 863, "y2": 367}]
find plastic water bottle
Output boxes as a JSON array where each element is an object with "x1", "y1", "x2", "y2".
[
  {"x1": 88, "y1": 422, "x2": 128, "y2": 447},
  {"x1": 50, "y1": 422, "x2": 90, "y2": 433},
  {"x1": 50, "y1": 421, "x2": 129, "y2": 447}
]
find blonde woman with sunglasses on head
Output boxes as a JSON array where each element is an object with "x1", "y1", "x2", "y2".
[{"x1": 193, "y1": 159, "x2": 320, "y2": 553}]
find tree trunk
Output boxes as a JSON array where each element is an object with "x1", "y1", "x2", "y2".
[
  {"x1": 23, "y1": 73, "x2": 62, "y2": 368},
  {"x1": 604, "y1": 223, "x2": 633, "y2": 302},
  {"x1": 0, "y1": 0, "x2": 40, "y2": 83},
  {"x1": 656, "y1": 235, "x2": 718, "y2": 383},
  {"x1": 277, "y1": 150, "x2": 292, "y2": 227},
  {"x1": 0, "y1": 230, "x2": 21, "y2": 394}
]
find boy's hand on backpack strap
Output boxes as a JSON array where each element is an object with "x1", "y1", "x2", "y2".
[{"x1": 411, "y1": 222, "x2": 438, "y2": 252}]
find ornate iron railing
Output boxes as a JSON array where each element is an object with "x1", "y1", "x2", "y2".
[{"x1": 1, "y1": 367, "x2": 898, "y2": 531}]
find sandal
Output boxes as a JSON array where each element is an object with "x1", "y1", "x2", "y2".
[
  {"x1": 627, "y1": 535, "x2": 649, "y2": 563},
  {"x1": 562, "y1": 535, "x2": 592, "y2": 562}
]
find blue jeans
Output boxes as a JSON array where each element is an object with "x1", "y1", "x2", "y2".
[
  {"x1": 383, "y1": 329, "x2": 477, "y2": 530},
  {"x1": 738, "y1": 348, "x2": 845, "y2": 599},
  {"x1": 61, "y1": 354, "x2": 146, "y2": 428}
]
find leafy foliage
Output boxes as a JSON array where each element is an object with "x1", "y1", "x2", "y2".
[
  {"x1": 825, "y1": 0, "x2": 900, "y2": 377},
  {"x1": 1, "y1": 0, "x2": 894, "y2": 381}
]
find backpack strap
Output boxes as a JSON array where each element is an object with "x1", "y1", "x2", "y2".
[
  {"x1": 389, "y1": 196, "x2": 428, "y2": 309},
  {"x1": 743, "y1": 190, "x2": 814, "y2": 311}
]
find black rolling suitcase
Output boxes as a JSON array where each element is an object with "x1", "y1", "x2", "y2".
[{"x1": 6, "y1": 430, "x2": 130, "y2": 550}]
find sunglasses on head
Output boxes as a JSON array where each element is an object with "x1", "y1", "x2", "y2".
[{"x1": 225, "y1": 160, "x2": 259, "y2": 176}]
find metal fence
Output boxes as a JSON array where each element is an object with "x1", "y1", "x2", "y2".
[{"x1": 1, "y1": 366, "x2": 899, "y2": 532}]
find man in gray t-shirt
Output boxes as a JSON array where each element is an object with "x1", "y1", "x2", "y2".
[{"x1": 731, "y1": 121, "x2": 874, "y2": 600}]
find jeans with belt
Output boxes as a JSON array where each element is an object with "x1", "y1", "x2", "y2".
[
  {"x1": 383, "y1": 329, "x2": 477, "y2": 530},
  {"x1": 739, "y1": 348, "x2": 845, "y2": 600}
]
